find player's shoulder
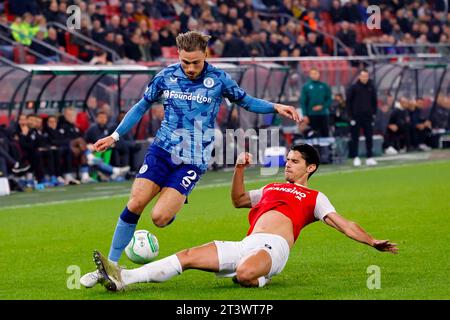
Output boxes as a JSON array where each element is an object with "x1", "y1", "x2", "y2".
[
  {"x1": 205, "y1": 62, "x2": 231, "y2": 81},
  {"x1": 156, "y1": 63, "x2": 181, "y2": 77}
]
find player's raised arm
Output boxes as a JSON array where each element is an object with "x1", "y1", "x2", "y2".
[
  {"x1": 94, "y1": 75, "x2": 163, "y2": 152},
  {"x1": 231, "y1": 152, "x2": 253, "y2": 208},
  {"x1": 221, "y1": 73, "x2": 301, "y2": 124},
  {"x1": 323, "y1": 212, "x2": 399, "y2": 254}
]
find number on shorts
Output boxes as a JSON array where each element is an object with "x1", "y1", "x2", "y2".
[{"x1": 181, "y1": 170, "x2": 197, "y2": 188}]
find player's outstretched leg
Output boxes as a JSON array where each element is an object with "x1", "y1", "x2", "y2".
[
  {"x1": 93, "y1": 250, "x2": 125, "y2": 292},
  {"x1": 81, "y1": 178, "x2": 160, "y2": 288}
]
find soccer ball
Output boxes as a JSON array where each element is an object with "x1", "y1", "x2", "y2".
[{"x1": 125, "y1": 230, "x2": 159, "y2": 264}]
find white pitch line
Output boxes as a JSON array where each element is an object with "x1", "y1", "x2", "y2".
[{"x1": 0, "y1": 159, "x2": 448, "y2": 211}]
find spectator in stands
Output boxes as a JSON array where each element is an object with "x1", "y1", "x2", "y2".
[
  {"x1": 9, "y1": 0, "x2": 40, "y2": 16},
  {"x1": 0, "y1": 125, "x2": 30, "y2": 177},
  {"x1": 217, "y1": 3, "x2": 230, "y2": 24},
  {"x1": 91, "y1": 19, "x2": 106, "y2": 44},
  {"x1": 341, "y1": 0, "x2": 363, "y2": 23},
  {"x1": 222, "y1": 32, "x2": 249, "y2": 57},
  {"x1": 107, "y1": 15, "x2": 122, "y2": 35},
  {"x1": 149, "y1": 32, "x2": 163, "y2": 61},
  {"x1": 89, "y1": 50, "x2": 110, "y2": 65},
  {"x1": 119, "y1": 16, "x2": 133, "y2": 40},
  {"x1": 11, "y1": 13, "x2": 35, "y2": 46},
  {"x1": 330, "y1": 0, "x2": 344, "y2": 23},
  {"x1": 336, "y1": 21, "x2": 357, "y2": 56},
  {"x1": 26, "y1": 114, "x2": 60, "y2": 186},
  {"x1": 330, "y1": 93, "x2": 350, "y2": 137},
  {"x1": 346, "y1": 69, "x2": 378, "y2": 166},
  {"x1": 374, "y1": 93, "x2": 394, "y2": 136},
  {"x1": 384, "y1": 97, "x2": 412, "y2": 155},
  {"x1": 136, "y1": 20, "x2": 152, "y2": 61},
  {"x1": 125, "y1": 33, "x2": 143, "y2": 62},
  {"x1": 85, "y1": 111, "x2": 111, "y2": 145},
  {"x1": 45, "y1": 115, "x2": 79, "y2": 185},
  {"x1": 409, "y1": 97, "x2": 432, "y2": 152},
  {"x1": 295, "y1": 34, "x2": 317, "y2": 56},
  {"x1": 247, "y1": 32, "x2": 266, "y2": 57},
  {"x1": 122, "y1": 2, "x2": 136, "y2": 22},
  {"x1": 428, "y1": 25, "x2": 442, "y2": 43},
  {"x1": 299, "y1": 67, "x2": 332, "y2": 137},
  {"x1": 9, "y1": 114, "x2": 35, "y2": 186},
  {"x1": 30, "y1": 27, "x2": 61, "y2": 64},
  {"x1": 280, "y1": 34, "x2": 295, "y2": 52},
  {"x1": 44, "y1": 1, "x2": 62, "y2": 24},
  {"x1": 159, "y1": 27, "x2": 177, "y2": 47},
  {"x1": 0, "y1": 15, "x2": 14, "y2": 60},
  {"x1": 111, "y1": 111, "x2": 142, "y2": 173},
  {"x1": 58, "y1": 107, "x2": 91, "y2": 183},
  {"x1": 101, "y1": 31, "x2": 118, "y2": 61},
  {"x1": 430, "y1": 94, "x2": 450, "y2": 132},
  {"x1": 265, "y1": 33, "x2": 283, "y2": 57},
  {"x1": 91, "y1": 3, "x2": 106, "y2": 28},
  {"x1": 57, "y1": 1, "x2": 68, "y2": 25},
  {"x1": 114, "y1": 34, "x2": 126, "y2": 60},
  {"x1": 156, "y1": 0, "x2": 177, "y2": 18}
]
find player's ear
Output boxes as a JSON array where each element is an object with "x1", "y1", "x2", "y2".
[{"x1": 307, "y1": 164, "x2": 317, "y2": 174}]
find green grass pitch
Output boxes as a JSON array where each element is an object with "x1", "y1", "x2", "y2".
[{"x1": 0, "y1": 157, "x2": 449, "y2": 300}]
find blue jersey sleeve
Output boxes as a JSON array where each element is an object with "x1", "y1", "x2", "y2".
[
  {"x1": 114, "y1": 74, "x2": 164, "y2": 137},
  {"x1": 143, "y1": 74, "x2": 164, "y2": 102},
  {"x1": 221, "y1": 72, "x2": 275, "y2": 114},
  {"x1": 114, "y1": 98, "x2": 152, "y2": 137}
]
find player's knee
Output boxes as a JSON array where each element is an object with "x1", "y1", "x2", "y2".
[
  {"x1": 127, "y1": 198, "x2": 147, "y2": 213},
  {"x1": 235, "y1": 267, "x2": 258, "y2": 287},
  {"x1": 176, "y1": 248, "x2": 193, "y2": 268},
  {"x1": 151, "y1": 208, "x2": 173, "y2": 228}
]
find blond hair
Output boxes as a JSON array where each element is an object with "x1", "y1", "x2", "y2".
[{"x1": 176, "y1": 31, "x2": 211, "y2": 52}]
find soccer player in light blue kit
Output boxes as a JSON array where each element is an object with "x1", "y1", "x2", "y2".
[{"x1": 80, "y1": 31, "x2": 300, "y2": 288}]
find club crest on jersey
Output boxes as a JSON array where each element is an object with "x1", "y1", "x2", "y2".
[{"x1": 203, "y1": 77, "x2": 214, "y2": 88}]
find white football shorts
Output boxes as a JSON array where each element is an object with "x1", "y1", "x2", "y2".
[{"x1": 214, "y1": 233, "x2": 290, "y2": 279}]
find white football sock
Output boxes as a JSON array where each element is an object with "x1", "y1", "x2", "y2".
[{"x1": 121, "y1": 255, "x2": 182, "y2": 285}]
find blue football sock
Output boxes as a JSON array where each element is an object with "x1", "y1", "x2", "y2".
[{"x1": 108, "y1": 207, "x2": 140, "y2": 263}]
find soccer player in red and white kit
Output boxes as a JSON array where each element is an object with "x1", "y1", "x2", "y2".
[{"x1": 93, "y1": 144, "x2": 398, "y2": 291}]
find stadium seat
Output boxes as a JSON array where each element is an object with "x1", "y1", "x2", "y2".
[
  {"x1": 0, "y1": 114, "x2": 11, "y2": 126},
  {"x1": 161, "y1": 46, "x2": 178, "y2": 59},
  {"x1": 64, "y1": 32, "x2": 79, "y2": 58},
  {"x1": 75, "y1": 111, "x2": 90, "y2": 134},
  {"x1": 150, "y1": 19, "x2": 172, "y2": 31},
  {"x1": 324, "y1": 60, "x2": 337, "y2": 86}
]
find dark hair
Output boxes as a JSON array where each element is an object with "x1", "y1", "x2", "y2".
[
  {"x1": 176, "y1": 31, "x2": 210, "y2": 52},
  {"x1": 290, "y1": 144, "x2": 320, "y2": 179},
  {"x1": 360, "y1": 68, "x2": 369, "y2": 75}
]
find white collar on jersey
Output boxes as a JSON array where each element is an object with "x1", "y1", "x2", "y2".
[{"x1": 293, "y1": 182, "x2": 307, "y2": 188}]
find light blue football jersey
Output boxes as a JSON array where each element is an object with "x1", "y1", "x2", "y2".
[{"x1": 116, "y1": 62, "x2": 275, "y2": 171}]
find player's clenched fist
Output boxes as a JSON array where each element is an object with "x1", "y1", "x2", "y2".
[
  {"x1": 93, "y1": 136, "x2": 115, "y2": 152},
  {"x1": 236, "y1": 152, "x2": 253, "y2": 168}
]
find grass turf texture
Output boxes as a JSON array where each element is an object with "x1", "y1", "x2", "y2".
[{"x1": 0, "y1": 159, "x2": 449, "y2": 300}]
